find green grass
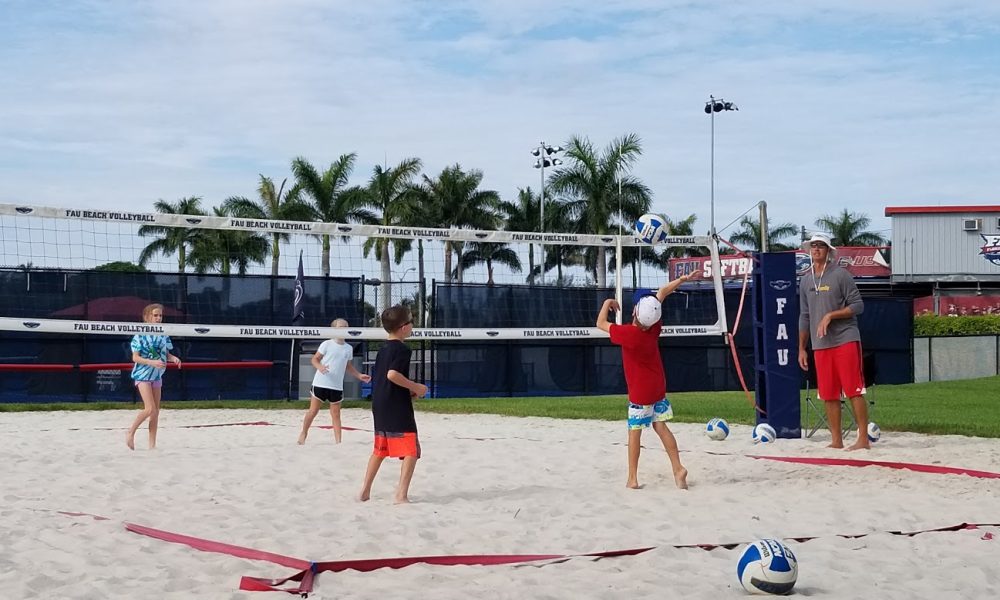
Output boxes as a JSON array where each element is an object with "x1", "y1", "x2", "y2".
[{"x1": 3, "y1": 376, "x2": 1000, "y2": 438}]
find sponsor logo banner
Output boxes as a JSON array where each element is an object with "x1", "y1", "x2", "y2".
[{"x1": 669, "y1": 247, "x2": 891, "y2": 280}]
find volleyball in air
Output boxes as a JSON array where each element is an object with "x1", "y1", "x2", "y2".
[
  {"x1": 705, "y1": 417, "x2": 730, "y2": 441},
  {"x1": 752, "y1": 423, "x2": 777, "y2": 444},
  {"x1": 867, "y1": 422, "x2": 881, "y2": 443},
  {"x1": 635, "y1": 213, "x2": 669, "y2": 245},
  {"x1": 736, "y1": 538, "x2": 799, "y2": 595}
]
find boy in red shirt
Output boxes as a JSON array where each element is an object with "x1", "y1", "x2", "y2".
[{"x1": 596, "y1": 271, "x2": 699, "y2": 490}]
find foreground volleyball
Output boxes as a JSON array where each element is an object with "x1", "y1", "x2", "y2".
[
  {"x1": 752, "y1": 423, "x2": 776, "y2": 444},
  {"x1": 706, "y1": 417, "x2": 729, "y2": 441},
  {"x1": 635, "y1": 213, "x2": 669, "y2": 245},
  {"x1": 867, "y1": 422, "x2": 881, "y2": 443},
  {"x1": 737, "y1": 539, "x2": 798, "y2": 595}
]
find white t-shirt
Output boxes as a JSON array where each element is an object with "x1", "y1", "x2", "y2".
[{"x1": 311, "y1": 340, "x2": 355, "y2": 391}]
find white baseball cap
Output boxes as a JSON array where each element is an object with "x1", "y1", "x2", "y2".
[
  {"x1": 803, "y1": 232, "x2": 835, "y2": 251},
  {"x1": 634, "y1": 295, "x2": 662, "y2": 328}
]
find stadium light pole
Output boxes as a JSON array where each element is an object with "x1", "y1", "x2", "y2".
[
  {"x1": 531, "y1": 142, "x2": 564, "y2": 284},
  {"x1": 704, "y1": 96, "x2": 738, "y2": 236}
]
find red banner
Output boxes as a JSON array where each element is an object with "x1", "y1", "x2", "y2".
[{"x1": 669, "y1": 247, "x2": 891, "y2": 280}]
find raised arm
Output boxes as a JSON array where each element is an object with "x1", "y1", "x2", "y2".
[
  {"x1": 596, "y1": 298, "x2": 620, "y2": 333},
  {"x1": 655, "y1": 270, "x2": 701, "y2": 302}
]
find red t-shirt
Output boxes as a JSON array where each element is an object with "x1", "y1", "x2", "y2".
[{"x1": 609, "y1": 322, "x2": 665, "y2": 405}]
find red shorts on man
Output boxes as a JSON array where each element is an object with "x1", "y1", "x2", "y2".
[{"x1": 814, "y1": 340, "x2": 865, "y2": 401}]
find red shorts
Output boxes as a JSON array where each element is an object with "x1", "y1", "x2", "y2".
[
  {"x1": 373, "y1": 431, "x2": 421, "y2": 458},
  {"x1": 814, "y1": 341, "x2": 866, "y2": 401}
]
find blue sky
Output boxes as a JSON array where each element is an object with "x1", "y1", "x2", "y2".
[{"x1": 2, "y1": 0, "x2": 999, "y2": 244}]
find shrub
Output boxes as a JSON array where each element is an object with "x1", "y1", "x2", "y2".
[{"x1": 914, "y1": 314, "x2": 1000, "y2": 336}]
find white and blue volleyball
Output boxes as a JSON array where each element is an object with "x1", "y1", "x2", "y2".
[
  {"x1": 867, "y1": 422, "x2": 881, "y2": 443},
  {"x1": 752, "y1": 423, "x2": 777, "y2": 444},
  {"x1": 737, "y1": 539, "x2": 798, "y2": 595},
  {"x1": 706, "y1": 417, "x2": 730, "y2": 441},
  {"x1": 635, "y1": 213, "x2": 669, "y2": 245}
]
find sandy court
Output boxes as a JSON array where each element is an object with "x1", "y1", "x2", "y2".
[{"x1": 1, "y1": 408, "x2": 998, "y2": 599}]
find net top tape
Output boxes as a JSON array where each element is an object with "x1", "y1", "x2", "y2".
[
  {"x1": 0, "y1": 203, "x2": 711, "y2": 249},
  {"x1": 0, "y1": 317, "x2": 724, "y2": 340}
]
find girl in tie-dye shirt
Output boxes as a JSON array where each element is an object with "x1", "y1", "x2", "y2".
[{"x1": 126, "y1": 303, "x2": 181, "y2": 450}]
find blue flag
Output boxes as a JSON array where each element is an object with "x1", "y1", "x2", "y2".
[{"x1": 292, "y1": 251, "x2": 305, "y2": 325}]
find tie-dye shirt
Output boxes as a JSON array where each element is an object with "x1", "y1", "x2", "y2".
[{"x1": 130, "y1": 334, "x2": 173, "y2": 382}]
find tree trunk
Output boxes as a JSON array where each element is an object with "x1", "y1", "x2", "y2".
[
  {"x1": 321, "y1": 234, "x2": 331, "y2": 277},
  {"x1": 527, "y1": 245, "x2": 535, "y2": 286},
  {"x1": 271, "y1": 233, "x2": 280, "y2": 277},
  {"x1": 418, "y1": 239, "x2": 426, "y2": 326},
  {"x1": 380, "y1": 239, "x2": 392, "y2": 317},
  {"x1": 444, "y1": 241, "x2": 453, "y2": 284},
  {"x1": 487, "y1": 259, "x2": 494, "y2": 286},
  {"x1": 178, "y1": 244, "x2": 186, "y2": 273},
  {"x1": 597, "y1": 247, "x2": 607, "y2": 288}
]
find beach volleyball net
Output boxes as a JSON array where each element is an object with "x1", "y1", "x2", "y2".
[{"x1": 0, "y1": 202, "x2": 735, "y2": 400}]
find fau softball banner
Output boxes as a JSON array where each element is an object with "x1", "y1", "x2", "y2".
[
  {"x1": 751, "y1": 252, "x2": 801, "y2": 439},
  {"x1": 670, "y1": 247, "x2": 890, "y2": 280}
]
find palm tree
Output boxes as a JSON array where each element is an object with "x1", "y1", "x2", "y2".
[
  {"x1": 814, "y1": 209, "x2": 888, "y2": 246},
  {"x1": 663, "y1": 214, "x2": 706, "y2": 257},
  {"x1": 358, "y1": 157, "x2": 422, "y2": 316},
  {"x1": 548, "y1": 133, "x2": 652, "y2": 287},
  {"x1": 416, "y1": 164, "x2": 503, "y2": 283},
  {"x1": 728, "y1": 216, "x2": 799, "y2": 252},
  {"x1": 188, "y1": 206, "x2": 269, "y2": 275},
  {"x1": 393, "y1": 181, "x2": 446, "y2": 325},
  {"x1": 499, "y1": 187, "x2": 541, "y2": 284},
  {"x1": 292, "y1": 154, "x2": 374, "y2": 276},
  {"x1": 221, "y1": 175, "x2": 315, "y2": 276},
  {"x1": 453, "y1": 242, "x2": 522, "y2": 286},
  {"x1": 611, "y1": 246, "x2": 665, "y2": 288},
  {"x1": 138, "y1": 197, "x2": 207, "y2": 272}
]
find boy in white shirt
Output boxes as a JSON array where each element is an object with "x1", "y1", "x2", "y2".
[{"x1": 298, "y1": 318, "x2": 371, "y2": 444}]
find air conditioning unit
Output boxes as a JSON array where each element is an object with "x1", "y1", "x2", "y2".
[{"x1": 963, "y1": 218, "x2": 981, "y2": 231}]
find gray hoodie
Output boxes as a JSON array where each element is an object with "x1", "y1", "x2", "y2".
[{"x1": 798, "y1": 262, "x2": 864, "y2": 350}]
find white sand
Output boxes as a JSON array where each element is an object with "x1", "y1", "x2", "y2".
[{"x1": 1, "y1": 408, "x2": 998, "y2": 599}]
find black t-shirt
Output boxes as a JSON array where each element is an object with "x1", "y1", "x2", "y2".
[{"x1": 371, "y1": 340, "x2": 417, "y2": 433}]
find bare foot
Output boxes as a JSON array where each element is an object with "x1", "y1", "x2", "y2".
[
  {"x1": 846, "y1": 441, "x2": 870, "y2": 451},
  {"x1": 827, "y1": 442, "x2": 844, "y2": 449},
  {"x1": 626, "y1": 479, "x2": 642, "y2": 489},
  {"x1": 674, "y1": 467, "x2": 689, "y2": 490},
  {"x1": 297, "y1": 432, "x2": 306, "y2": 445},
  {"x1": 358, "y1": 491, "x2": 370, "y2": 502},
  {"x1": 394, "y1": 496, "x2": 410, "y2": 504},
  {"x1": 126, "y1": 435, "x2": 135, "y2": 451}
]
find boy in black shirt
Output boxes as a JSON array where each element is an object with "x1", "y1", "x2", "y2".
[{"x1": 359, "y1": 305, "x2": 428, "y2": 504}]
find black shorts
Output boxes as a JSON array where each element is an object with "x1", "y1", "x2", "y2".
[{"x1": 311, "y1": 386, "x2": 344, "y2": 404}]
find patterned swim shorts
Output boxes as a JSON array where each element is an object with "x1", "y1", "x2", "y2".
[{"x1": 627, "y1": 398, "x2": 674, "y2": 430}]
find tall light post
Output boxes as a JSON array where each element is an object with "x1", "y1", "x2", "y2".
[
  {"x1": 398, "y1": 267, "x2": 416, "y2": 283},
  {"x1": 704, "y1": 96, "x2": 738, "y2": 235},
  {"x1": 531, "y1": 141, "x2": 564, "y2": 284}
]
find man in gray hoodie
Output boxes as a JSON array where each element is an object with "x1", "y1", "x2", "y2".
[{"x1": 798, "y1": 233, "x2": 869, "y2": 450}]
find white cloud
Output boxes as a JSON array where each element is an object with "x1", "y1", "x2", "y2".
[{"x1": 1, "y1": 0, "x2": 998, "y2": 245}]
